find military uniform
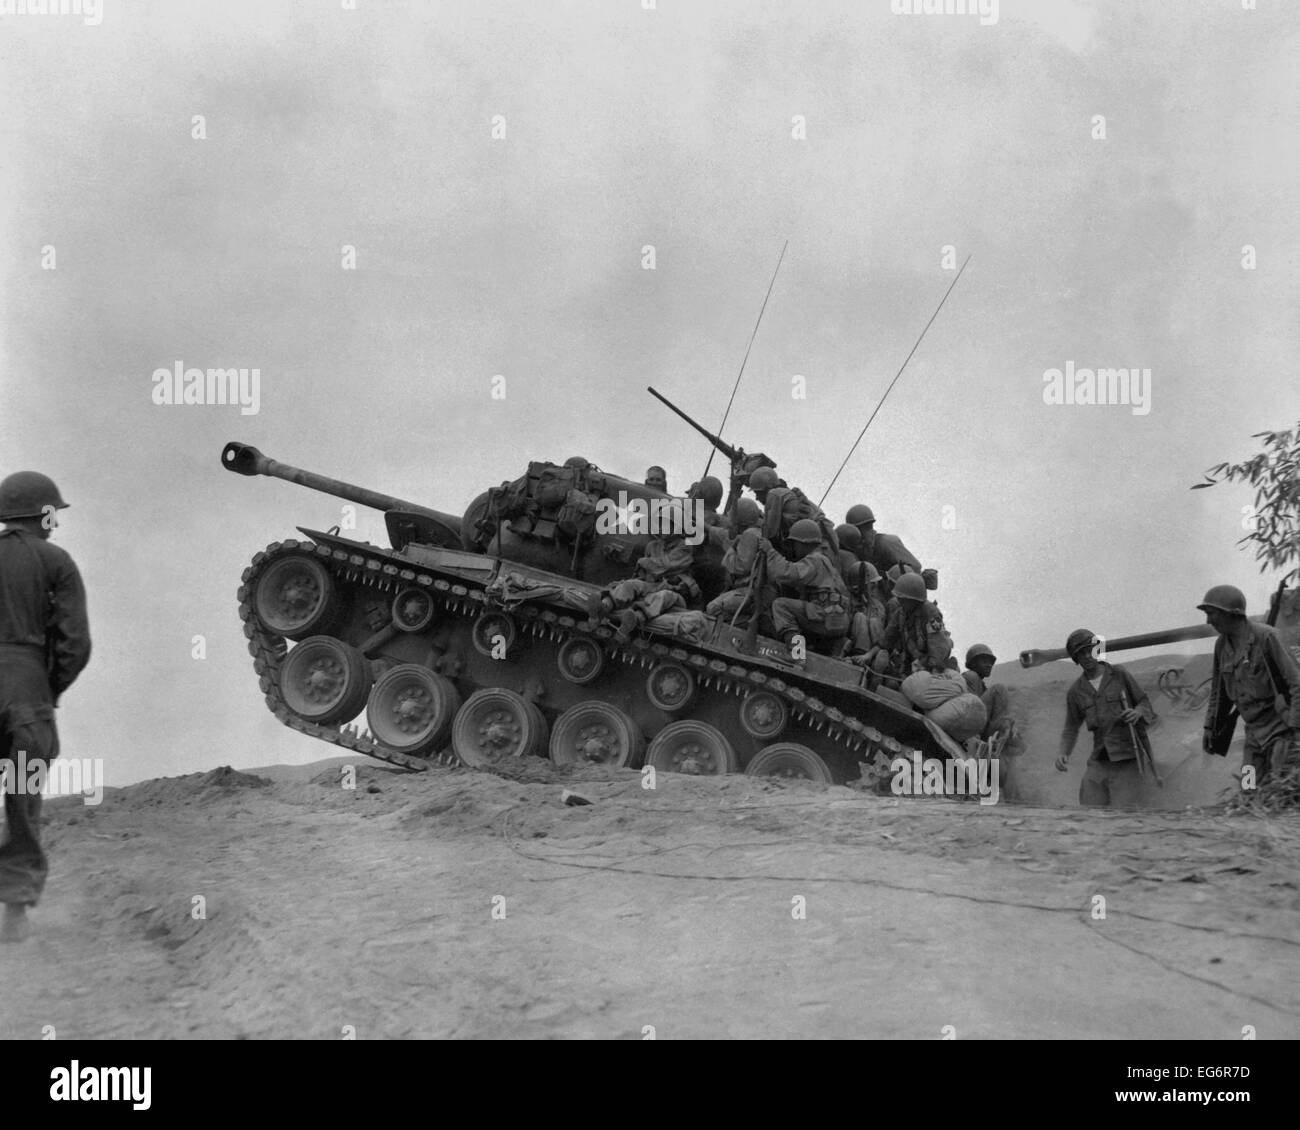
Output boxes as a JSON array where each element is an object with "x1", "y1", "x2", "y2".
[
  {"x1": 761, "y1": 486, "x2": 839, "y2": 553},
  {"x1": 859, "y1": 530, "x2": 922, "y2": 577},
  {"x1": 0, "y1": 527, "x2": 90, "y2": 908},
  {"x1": 705, "y1": 527, "x2": 767, "y2": 621},
  {"x1": 963, "y1": 669, "x2": 1025, "y2": 755},
  {"x1": 763, "y1": 544, "x2": 850, "y2": 654},
  {"x1": 848, "y1": 592, "x2": 890, "y2": 671},
  {"x1": 882, "y1": 598, "x2": 952, "y2": 675},
  {"x1": 634, "y1": 535, "x2": 695, "y2": 586},
  {"x1": 1203, "y1": 621, "x2": 1300, "y2": 780},
  {"x1": 1058, "y1": 662, "x2": 1155, "y2": 807}
]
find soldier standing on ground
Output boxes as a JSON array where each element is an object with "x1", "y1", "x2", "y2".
[
  {"x1": 1055, "y1": 629, "x2": 1155, "y2": 808},
  {"x1": 963, "y1": 643, "x2": 1025, "y2": 796},
  {"x1": 0, "y1": 472, "x2": 90, "y2": 943},
  {"x1": 1199, "y1": 585, "x2": 1300, "y2": 783}
]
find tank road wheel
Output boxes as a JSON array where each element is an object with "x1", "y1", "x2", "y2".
[
  {"x1": 645, "y1": 662, "x2": 697, "y2": 713},
  {"x1": 452, "y1": 688, "x2": 548, "y2": 768},
  {"x1": 549, "y1": 702, "x2": 644, "y2": 769},
  {"x1": 556, "y1": 637, "x2": 605, "y2": 685},
  {"x1": 391, "y1": 587, "x2": 436, "y2": 633},
  {"x1": 278, "y1": 636, "x2": 371, "y2": 725},
  {"x1": 739, "y1": 690, "x2": 788, "y2": 740},
  {"x1": 254, "y1": 554, "x2": 336, "y2": 640},
  {"x1": 472, "y1": 612, "x2": 518, "y2": 659},
  {"x1": 745, "y1": 743, "x2": 833, "y2": 784},
  {"x1": 366, "y1": 664, "x2": 461, "y2": 756},
  {"x1": 645, "y1": 720, "x2": 737, "y2": 776}
]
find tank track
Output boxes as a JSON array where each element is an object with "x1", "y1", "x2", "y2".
[{"x1": 237, "y1": 537, "x2": 918, "y2": 778}]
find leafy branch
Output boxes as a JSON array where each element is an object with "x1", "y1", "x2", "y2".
[{"x1": 1191, "y1": 422, "x2": 1300, "y2": 585}]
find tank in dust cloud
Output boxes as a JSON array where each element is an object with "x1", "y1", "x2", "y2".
[{"x1": 221, "y1": 441, "x2": 966, "y2": 784}]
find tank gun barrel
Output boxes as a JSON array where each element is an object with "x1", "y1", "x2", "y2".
[
  {"x1": 1018, "y1": 618, "x2": 1266, "y2": 668},
  {"x1": 220, "y1": 442, "x2": 458, "y2": 526}
]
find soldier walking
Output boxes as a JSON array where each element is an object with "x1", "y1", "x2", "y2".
[
  {"x1": 0, "y1": 472, "x2": 90, "y2": 943},
  {"x1": 1199, "y1": 585, "x2": 1300, "y2": 782},
  {"x1": 1054, "y1": 628, "x2": 1154, "y2": 808}
]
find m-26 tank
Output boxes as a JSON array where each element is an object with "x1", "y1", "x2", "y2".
[{"x1": 221, "y1": 441, "x2": 965, "y2": 782}]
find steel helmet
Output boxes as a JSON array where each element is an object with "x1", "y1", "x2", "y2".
[
  {"x1": 965, "y1": 643, "x2": 996, "y2": 667},
  {"x1": 846, "y1": 503, "x2": 875, "y2": 527},
  {"x1": 846, "y1": 561, "x2": 881, "y2": 590},
  {"x1": 733, "y1": 498, "x2": 761, "y2": 529},
  {"x1": 748, "y1": 466, "x2": 779, "y2": 492},
  {"x1": 1196, "y1": 584, "x2": 1247, "y2": 616},
  {"x1": 698, "y1": 476, "x2": 723, "y2": 510},
  {"x1": 1065, "y1": 628, "x2": 1098, "y2": 658},
  {"x1": 787, "y1": 518, "x2": 822, "y2": 545},
  {"x1": 894, "y1": 572, "x2": 927, "y2": 602},
  {"x1": 563, "y1": 456, "x2": 588, "y2": 469},
  {"x1": 835, "y1": 523, "x2": 863, "y2": 552},
  {"x1": 0, "y1": 471, "x2": 68, "y2": 521}
]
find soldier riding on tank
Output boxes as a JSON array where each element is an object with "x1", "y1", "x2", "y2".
[{"x1": 762, "y1": 519, "x2": 851, "y2": 663}]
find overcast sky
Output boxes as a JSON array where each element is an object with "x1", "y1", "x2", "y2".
[{"x1": 2, "y1": 0, "x2": 1296, "y2": 785}]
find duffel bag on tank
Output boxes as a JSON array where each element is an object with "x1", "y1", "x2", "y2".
[
  {"x1": 901, "y1": 669, "x2": 966, "y2": 711},
  {"x1": 926, "y1": 693, "x2": 988, "y2": 743}
]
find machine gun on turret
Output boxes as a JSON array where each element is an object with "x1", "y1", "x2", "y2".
[{"x1": 647, "y1": 386, "x2": 776, "y2": 491}]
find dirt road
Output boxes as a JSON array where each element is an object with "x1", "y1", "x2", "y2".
[{"x1": 2, "y1": 760, "x2": 1296, "y2": 1040}]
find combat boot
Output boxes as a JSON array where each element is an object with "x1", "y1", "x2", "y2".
[{"x1": 613, "y1": 608, "x2": 644, "y2": 644}]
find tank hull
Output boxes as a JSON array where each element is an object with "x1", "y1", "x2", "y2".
[{"x1": 237, "y1": 529, "x2": 964, "y2": 784}]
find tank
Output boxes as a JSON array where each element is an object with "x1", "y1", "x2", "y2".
[{"x1": 221, "y1": 441, "x2": 966, "y2": 783}]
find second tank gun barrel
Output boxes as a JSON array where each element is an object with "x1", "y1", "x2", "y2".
[
  {"x1": 1018, "y1": 619, "x2": 1265, "y2": 668},
  {"x1": 220, "y1": 442, "x2": 462, "y2": 531}
]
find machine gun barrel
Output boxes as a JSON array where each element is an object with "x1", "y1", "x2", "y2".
[
  {"x1": 646, "y1": 387, "x2": 776, "y2": 480},
  {"x1": 647, "y1": 387, "x2": 741, "y2": 463},
  {"x1": 1018, "y1": 619, "x2": 1266, "y2": 668},
  {"x1": 220, "y1": 442, "x2": 458, "y2": 526}
]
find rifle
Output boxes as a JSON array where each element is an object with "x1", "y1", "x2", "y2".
[
  {"x1": 647, "y1": 387, "x2": 777, "y2": 484},
  {"x1": 1267, "y1": 578, "x2": 1288, "y2": 628},
  {"x1": 1120, "y1": 688, "x2": 1163, "y2": 787}
]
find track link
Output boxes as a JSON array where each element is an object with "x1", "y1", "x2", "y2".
[{"x1": 238, "y1": 539, "x2": 916, "y2": 778}]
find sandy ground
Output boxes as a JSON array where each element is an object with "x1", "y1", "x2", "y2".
[{"x1": 2, "y1": 750, "x2": 1297, "y2": 1040}]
